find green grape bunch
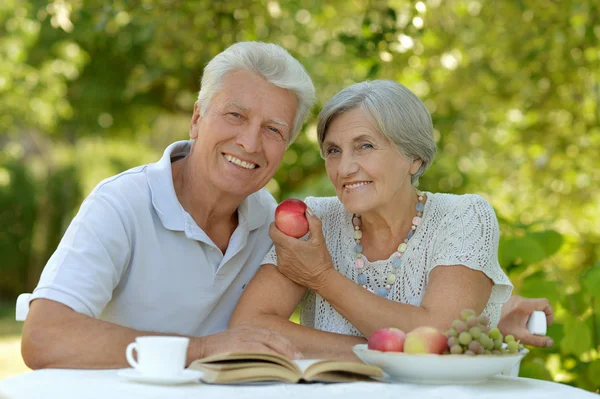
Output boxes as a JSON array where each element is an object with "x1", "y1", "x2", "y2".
[{"x1": 444, "y1": 309, "x2": 525, "y2": 356}]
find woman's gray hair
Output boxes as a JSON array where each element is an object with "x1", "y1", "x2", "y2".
[
  {"x1": 198, "y1": 42, "x2": 315, "y2": 145},
  {"x1": 317, "y1": 80, "x2": 437, "y2": 186}
]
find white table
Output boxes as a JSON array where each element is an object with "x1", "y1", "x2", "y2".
[{"x1": 0, "y1": 369, "x2": 597, "y2": 399}]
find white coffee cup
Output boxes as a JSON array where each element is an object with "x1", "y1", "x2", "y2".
[{"x1": 126, "y1": 336, "x2": 189, "y2": 377}]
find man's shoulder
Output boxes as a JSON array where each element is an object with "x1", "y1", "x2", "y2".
[
  {"x1": 96, "y1": 165, "x2": 148, "y2": 188},
  {"x1": 91, "y1": 141, "x2": 188, "y2": 201},
  {"x1": 89, "y1": 165, "x2": 153, "y2": 208}
]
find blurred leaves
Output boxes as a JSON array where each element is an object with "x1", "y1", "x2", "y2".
[
  {"x1": 519, "y1": 272, "x2": 561, "y2": 305},
  {"x1": 0, "y1": 158, "x2": 36, "y2": 296},
  {"x1": 588, "y1": 360, "x2": 600, "y2": 386},
  {"x1": 582, "y1": 262, "x2": 600, "y2": 300},
  {"x1": 561, "y1": 315, "x2": 593, "y2": 358},
  {"x1": 519, "y1": 357, "x2": 554, "y2": 382}
]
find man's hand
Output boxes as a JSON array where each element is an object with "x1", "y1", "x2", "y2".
[
  {"x1": 498, "y1": 295, "x2": 554, "y2": 348},
  {"x1": 200, "y1": 325, "x2": 302, "y2": 360}
]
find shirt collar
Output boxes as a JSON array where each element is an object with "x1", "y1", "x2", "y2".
[
  {"x1": 238, "y1": 190, "x2": 268, "y2": 231},
  {"x1": 146, "y1": 140, "x2": 269, "y2": 233},
  {"x1": 146, "y1": 140, "x2": 190, "y2": 232}
]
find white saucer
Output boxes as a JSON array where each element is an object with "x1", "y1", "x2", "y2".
[{"x1": 117, "y1": 368, "x2": 204, "y2": 385}]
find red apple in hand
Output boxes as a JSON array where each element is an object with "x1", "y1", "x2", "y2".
[
  {"x1": 403, "y1": 326, "x2": 448, "y2": 354},
  {"x1": 275, "y1": 199, "x2": 309, "y2": 238},
  {"x1": 368, "y1": 328, "x2": 406, "y2": 352}
]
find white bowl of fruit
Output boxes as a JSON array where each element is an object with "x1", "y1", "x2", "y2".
[{"x1": 352, "y1": 309, "x2": 528, "y2": 385}]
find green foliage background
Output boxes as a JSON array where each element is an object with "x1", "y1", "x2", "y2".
[{"x1": 1, "y1": 0, "x2": 598, "y2": 391}]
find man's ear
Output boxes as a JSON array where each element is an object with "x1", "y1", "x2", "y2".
[
  {"x1": 410, "y1": 158, "x2": 423, "y2": 175},
  {"x1": 189, "y1": 102, "x2": 202, "y2": 139}
]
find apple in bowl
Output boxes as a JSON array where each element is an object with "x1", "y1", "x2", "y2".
[
  {"x1": 403, "y1": 326, "x2": 448, "y2": 354},
  {"x1": 275, "y1": 199, "x2": 309, "y2": 238},
  {"x1": 368, "y1": 328, "x2": 406, "y2": 352}
]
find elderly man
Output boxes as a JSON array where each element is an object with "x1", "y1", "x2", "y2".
[{"x1": 22, "y1": 42, "x2": 315, "y2": 369}]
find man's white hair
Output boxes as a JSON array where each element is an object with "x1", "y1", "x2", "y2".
[{"x1": 198, "y1": 42, "x2": 315, "y2": 145}]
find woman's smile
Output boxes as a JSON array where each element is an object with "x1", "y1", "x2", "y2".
[{"x1": 342, "y1": 181, "x2": 373, "y2": 192}]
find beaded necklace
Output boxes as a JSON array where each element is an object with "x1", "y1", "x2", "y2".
[{"x1": 352, "y1": 191, "x2": 426, "y2": 298}]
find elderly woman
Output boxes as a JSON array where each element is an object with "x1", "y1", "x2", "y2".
[{"x1": 229, "y1": 80, "x2": 514, "y2": 359}]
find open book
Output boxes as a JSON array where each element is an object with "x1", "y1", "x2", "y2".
[{"x1": 189, "y1": 352, "x2": 384, "y2": 384}]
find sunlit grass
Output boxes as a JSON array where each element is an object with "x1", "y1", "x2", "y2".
[
  {"x1": 0, "y1": 336, "x2": 28, "y2": 379},
  {"x1": 290, "y1": 307, "x2": 300, "y2": 324},
  {"x1": 0, "y1": 302, "x2": 28, "y2": 379}
]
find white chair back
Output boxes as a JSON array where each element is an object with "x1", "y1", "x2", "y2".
[{"x1": 15, "y1": 293, "x2": 32, "y2": 321}]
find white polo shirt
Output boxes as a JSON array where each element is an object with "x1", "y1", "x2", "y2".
[{"x1": 31, "y1": 140, "x2": 277, "y2": 336}]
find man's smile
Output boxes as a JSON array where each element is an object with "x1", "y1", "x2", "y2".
[{"x1": 223, "y1": 153, "x2": 258, "y2": 169}]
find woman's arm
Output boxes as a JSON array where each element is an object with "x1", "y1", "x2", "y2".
[
  {"x1": 272, "y1": 209, "x2": 494, "y2": 337},
  {"x1": 229, "y1": 264, "x2": 366, "y2": 359},
  {"x1": 313, "y1": 265, "x2": 492, "y2": 337}
]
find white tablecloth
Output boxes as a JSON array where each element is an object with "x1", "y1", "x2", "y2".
[{"x1": 0, "y1": 369, "x2": 597, "y2": 399}]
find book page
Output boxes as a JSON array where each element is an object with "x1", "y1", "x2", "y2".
[
  {"x1": 192, "y1": 352, "x2": 298, "y2": 372},
  {"x1": 295, "y1": 359, "x2": 385, "y2": 381},
  {"x1": 293, "y1": 359, "x2": 325, "y2": 373}
]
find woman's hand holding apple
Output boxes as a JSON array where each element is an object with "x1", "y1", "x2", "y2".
[
  {"x1": 271, "y1": 199, "x2": 335, "y2": 291},
  {"x1": 274, "y1": 199, "x2": 309, "y2": 238}
]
